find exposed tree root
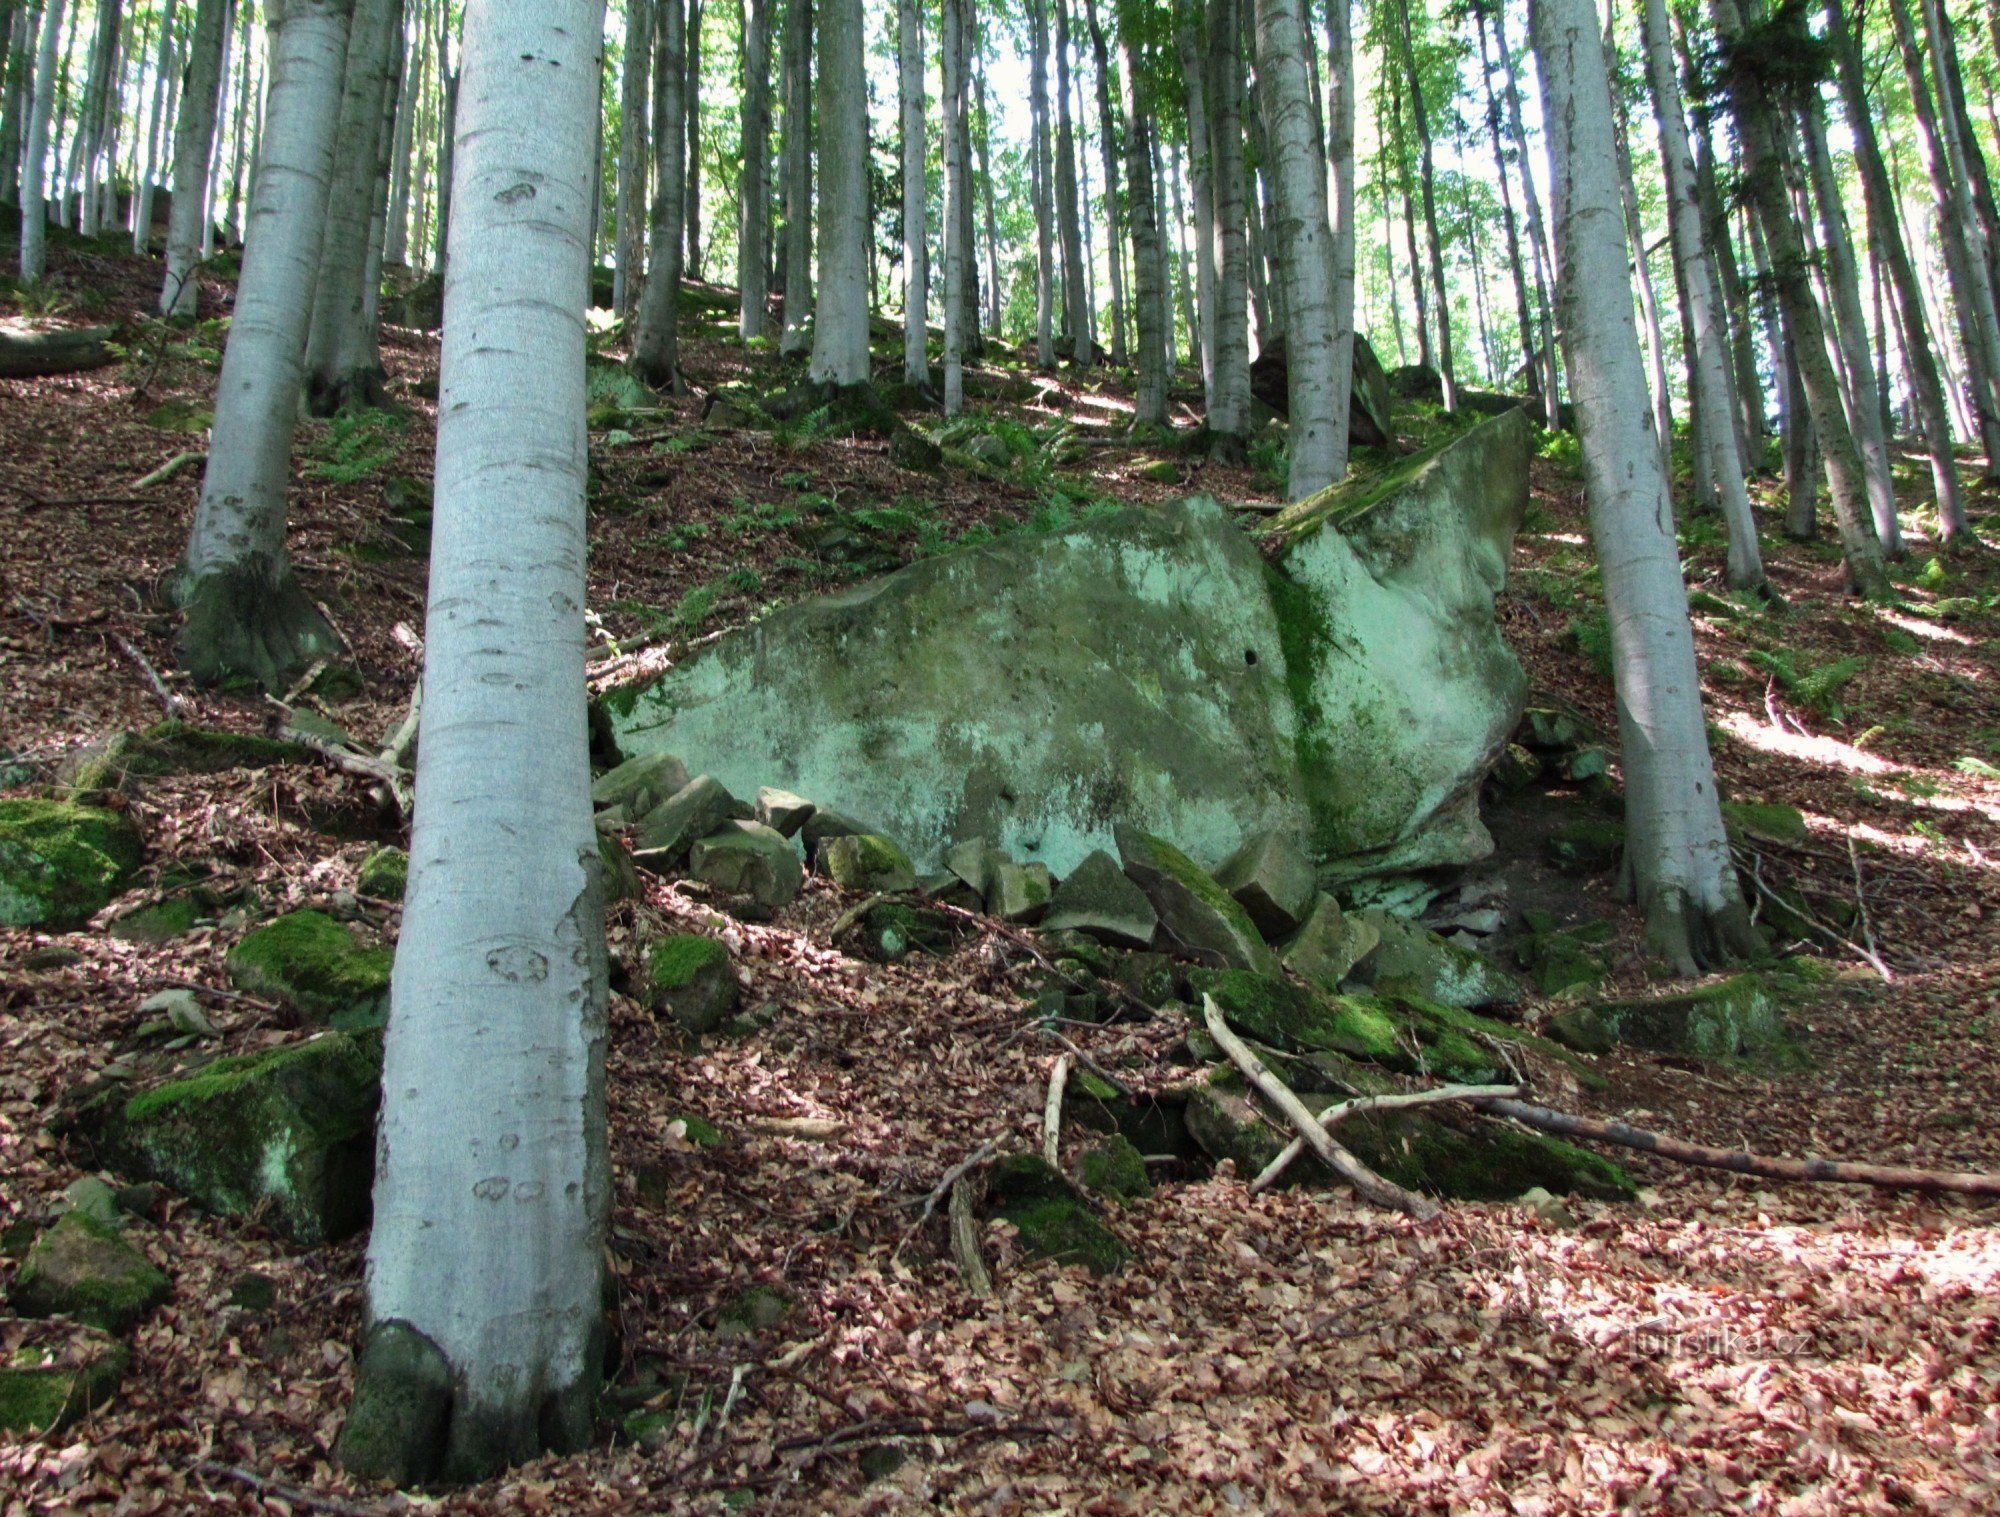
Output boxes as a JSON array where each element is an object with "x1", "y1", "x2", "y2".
[{"x1": 178, "y1": 560, "x2": 340, "y2": 692}]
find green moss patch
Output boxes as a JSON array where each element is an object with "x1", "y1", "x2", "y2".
[
  {"x1": 92, "y1": 1032, "x2": 383, "y2": 1244},
  {"x1": 1342, "y1": 1113, "x2": 1634, "y2": 1202},
  {"x1": 226, "y1": 909, "x2": 394, "y2": 1028},
  {"x1": 108, "y1": 893, "x2": 201, "y2": 943},
  {"x1": 64, "y1": 722, "x2": 308, "y2": 794},
  {"x1": 1550, "y1": 974, "x2": 1790, "y2": 1060},
  {"x1": 643, "y1": 934, "x2": 739, "y2": 1034},
  {"x1": 1076, "y1": 1134, "x2": 1151, "y2": 1202},
  {"x1": 647, "y1": 933, "x2": 729, "y2": 989},
  {"x1": 0, "y1": 798, "x2": 143, "y2": 928},
  {"x1": 1721, "y1": 800, "x2": 1810, "y2": 845},
  {"x1": 10, "y1": 1211, "x2": 168, "y2": 1333},
  {"x1": 0, "y1": 1345, "x2": 127, "y2": 1435},
  {"x1": 986, "y1": 1153, "x2": 1129, "y2": 1274},
  {"x1": 355, "y1": 846, "x2": 408, "y2": 901}
]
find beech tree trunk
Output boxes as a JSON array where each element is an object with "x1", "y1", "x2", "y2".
[
  {"x1": 1251, "y1": 0, "x2": 1341, "y2": 496},
  {"x1": 337, "y1": 0, "x2": 610, "y2": 1485},
  {"x1": 777, "y1": 0, "x2": 810, "y2": 355},
  {"x1": 1205, "y1": 0, "x2": 1249, "y2": 459},
  {"x1": 178, "y1": 0, "x2": 353, "y2": 691},
  {"x1": 1118, "y1": 29, "x2": 1165, "y2": 426},
  {"x1": 976, "y1": 63, "x2": 1001, "y2": 337},
  {"x1": 1488, "y1": 0, "x2": 1558, "y2": 414},
  {"x1": 632, "y1": 0, "x2": 686, "y2": 389},
  {"x1": 133, "y1": 0, "x2": 177, "y2": 252},
  {"x1": 1708, "y1": 0, "x2": 1888, "y2": 597},
  {"x1": 305, "y1": 0, "x2": 405, "y2": 414},
  {"x1": 1084, "y1": 0, "x2": 1125, "y2": 367},
  {"x1": 1053, "y1": 0, "x2": 1086, "y2": 362},
  {"x1": 1475, "y1": 0, "x2": 1536, "y2": 397},
  {"x1": 613, "y1": 0, "x2": 650, "y2": 320},
  {"x1": 1175, "y1": 0, "x2": 1214, "y2": 397},
  {"x1": 808, "y1": 0, "x2": 867, "y2": 386},
  {"x1": 1532, "y1": 0, "x2": 1759, "y2": 974},
  {"x1": 1394, "y1": 0, "x2": 1454, "y2": 410},
  {"x1": 1826, "y1": 0, "x2": 1966, "y2": 539},
  {"x1": 738, "y1": 0, "x2": 770, "y2": 337},
  {"x1": 383, "y1": 13, "x2": 415, "y2": 265},
  {"x1": 1324, "y1": 0, "x2": 1355, "y2": 474},
  {"x1": 897, "y1": 0, "x2": 925, "y2": 383},
  {"x1": 941, "y1": 0, "x2": 965, "y2": 412},
  {"x1": 1029, "y1": 0, "x2": 1054, "y2": 368},
  {"x1": 684, "y1": 0, "x2": 701, "y2": 276},
  {"x1": 1639, "y1": 0, "x2": 1765, "y2": 593},
  {"x1": 18, "y1": 0, "x2": 63, "y2": 282},
  {"x1": 73, "y1": 0, "x2": 120, "y2": 238}
]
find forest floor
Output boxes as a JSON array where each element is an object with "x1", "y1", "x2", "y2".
[{"x1": 4, "y1": 238, "x2": 2000, "y2": 1514}]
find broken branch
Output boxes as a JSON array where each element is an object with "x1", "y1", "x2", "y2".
[
  {"x1": 1043, "y1": 1053, "x2": 1071, "y2": 1166},
  {"x1": 1202, "y1": 995, "x2": 1441, "y2": 1221},
  {"x1": 1471, "y1": 1097, "x2": 2000, "y2": 1197},
  {"x1": 1251, "y1": 1082, "x2": 1527, "y2": 1193},
  {"x1": 948, "y1": 1174, "x2": 993, "y2": 1298}
]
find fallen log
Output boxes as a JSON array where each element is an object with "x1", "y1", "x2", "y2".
[
  {"x1": 1202, "y1": 995, "x2": 1440, "y2": 1221},
  {"x1": 0, "y1": 323, "x2": 117, "y2": 378},
  {"x1": 1472, "y1": 1097, "x2": 2000, "y2": 1198}
]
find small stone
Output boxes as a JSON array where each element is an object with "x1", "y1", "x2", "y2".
[
  {"x1": 355, "y1": 846, "x2": 408, "y2": 901},
  {"x1": 800, "y1": 806, "x2": 877, "y2": 853},
  {"x1": 1116, "y1": 824, "x2": 1277, "y2": 975},
  {"x1": 754, "y1": 786, "x2": 816, "y2": 837},
  {"x1": 23, "y1": 945, "x2": 82, "y2": 970},
  {"x1": 599, "y1": 831, "x2": 644, "y2": 901},
  {"x1": 843, "y1": 901, "x2": 952, "y2": 962},
  {"x1": 1277, "y1": 893, "x2": 1380, "y2": 991},
  {"x1": 1213, "y1": 829, "x2": 1319, "y2": 941},
  {"x1": 1490, "y1": 743, "x2": 1542, "y2": 791},
  {"x1": 984, "y1": 1153, "x2": 1129, "y2": 1275},
  {"x1": 227, "y1": 1272, "x2": 278, "y2": 1311},
  {"x1": 60, "y1": 1177, "x2": 123, "y2": 1230},
  {"x1": 1433, "y1": 907, "x2": 1507, "y2": 936},
  {"x1": 631, "y1": 774, "x2": 752, "y2": 861},
  {"x1": 11, "y1": 1211, "x2": 168, "y2": 1333},
  {"x1": 591, "y1": 751, "x2": 692, "y2": 813},
  {"x1": 1349, "y1": 910, "x2": 1521, "y2": 1010},
  {"x1": 1517, "y1": 1186, "x2": 1578, "y2": 1229},
  {"x1": 643, "y1": 934, "x2": 739, "y2": 1034},
  {"x1": 1139, "y1": 458, "x2": 1178, "y2": 482},
  {"x1": 1553, "y1": 975, "x2": 1788, "y2": 1059},
  {"x1": 0, "y1": 1345, "x2": 127, "y2": 1436},
  {"x1": 716, "y1": 1284, "x2": 790, "y2": 1337},
  {"x1": 816, "y1": 833, "x2": 916, "y2": 893},
  {"x1": 985, "y1": 859, "x2": 1054, "y2": 923},
  {"x1": 1076, "y1": 1134, "x2": 1151, "y2": 1202},
  {"x1": 945, "y1": 837, "x2": 1004, "y2": 899},
  {"x1": 136, "y1": 988, "x2": 215, "y2": 1037},
  {"x1": 1041, "y1": 849, "x2": 1158, "y2": 949},
  {"x1": 108, "y1": 894, "x2": 200, "y2": 943},
  {"x1": 687, "y1": 820, "x2": 803, "y2": 910}
]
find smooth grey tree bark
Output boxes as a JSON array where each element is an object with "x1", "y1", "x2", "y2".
[
  {"x1": 738, "y1": 0, "x2": 770, "y2": 337},
  {"x1": 613, "y1": 0, "x2": 650, "y2": 319},
  {"x1": 133, "y1": 0, "x2": 176, "y2": 251},
  {"x1": 178, "y1": 0, "x2": 353, "y2": 689},
  {"x1": 1532, "y1": 0, "x2": 1759, "y2": 974},
  {"x1": 1474, "y1": 0, "x2": 1537, "y2": 397},
  {"x1": 337, "y1": 0, "x2": 609, "y2": 1486},
  {"x1": 72, "y1": 0, "x2": 120, "y2": 237},
  {"x1": 1084, "y1": 0, "x2": 1125, "y2": 366},
  {"x1": 18, "y1": 0, "x2": 63, "y2": 281},
  {"x1": 683, "y1": 0, "x2": 701, "y2": 276},
  {"x1": 633, "y1": 0, "x2": 687, "y2": 389},
  {"x1": 1205, "y1": 0, "x2": 1249, "y2": 460},
  {"x1": 1392, "y1": 0, "x2": 1454, "y2": 410},
  {"x1": 305, "y1": 0, "x2": 405, "y2": 413},
  {"x1": 1175, "y1": 0, "x2": 1215, "y2": 397},
  {"x1": 1826, "y1": 0, "x2": 1966, "y2": 540},
  {"x1": 1488, "y1": 0, "x2": 1559, "y2": 416},
  {"x1": 1795, "y1": 99, "x2": 1902, "y2": 556},
  {"x1": 1118, "y1": 28, "x2": 1166, "y2": 426},
  {"x1": 1029, "y1": 0, "x2": 1055, "y2": 367},
  {"x1": 382, "y1": 11, "x2": 415, "y2": 265},
  {"x1": 1053, "y1": 0, "x2": 1087, "y2": 362},
  {"x1": 976, "y1": 61, "x2": 1001, "y2": 337},
  {"x1": 1708, "y1": 0, "x2": 1888, "y2": 597},
  {"x1": 1607, "y1": 59, "x2": 1672, "y2": 472},
  {"x1": 1323, "y1": 0, "x2": 1355, "y2": 476},
  {"x1": 1252, "y1": 0, "x2": 1341, "y2": 496},
  {"x1": 808, "y1": 0, "x2": 867, "y2": 386},
  {"x1": 777, "y1": 0, "x2": 810, "y2": 355},
  {"x1": 897, "y1": 0, "x2": 925, "y2": 383},
  {"x1": 1638, "y1": 0, "x2": 1765, "y2": 593},
  {"x1": 941, "y1": 0, "x2": 965, "y2": 411}
]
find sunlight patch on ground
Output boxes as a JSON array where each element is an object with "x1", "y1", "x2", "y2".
[
  {"x1": 1876, "y1": 609, "x2": 1981, "y2": 647},
  {"x1": 1717, "y1": 710, "x2": 1894, "y2": 776}
]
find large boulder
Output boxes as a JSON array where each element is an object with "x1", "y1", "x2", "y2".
[
  {"x1": 0, "y1": 799, "x2": 143, "y2": 929},
  {"x1": 1265, "y1": 408, "x2": 1531, "y2": 882},
  {"x1": 601, "y1": 411, "x2": 1531, "y2": 887},
  {"x1": 1249, "y1": 333, "x2": 1396, "y2": 447}
]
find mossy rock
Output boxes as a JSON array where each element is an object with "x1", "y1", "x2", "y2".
[
  {"x1": 11, "y1": 1211, "x2": 168, "y2": 1333},
  {"x1": 717, "y1": 1284, "x2": 790, "y2": 1337},
  {"x1": 1350, "y1": 909, "x2": 1522, "y2": 1010},
  {"x1": 1116, "y1": 826, "x2": 1277, "y2": 975},
  {"x1": 85, "y1": 1031, "x2": 383, "y2": 1244},
  {"x1": 1522, "y1": 919, "x2": 1614, "y2": 996},
  {"x1": 1545, "y1": 818, "x2": 1626, "y2": 874},
  {"x1": 842, "y1": 900, "x2": 952, "y2": 963},
  {"x1": 355, "y1": 846, "x2": 408, "y2": 901},
  {"x1": 0, "y1": 1343, "x2": 128, "y2": 1436},
  {"x1": 108, "y1": 892, "x2": 201, "y2": 943},
  {"x1": 226, "y1": 909, "x2": 394, "y2": 1028},
  {"x1": 1340, "y1": 1111, "x2": 1634, "y2": 1202},
  {"x1": 144, "y1": 398, "x2": 212, "y2": 432},
  {"x1": 1549, "y1": 974, "x2": 1789, "y2": 1059},
  {"x1": 644, "y1": 934, "x2": 739, "y2": 1033},
  {"x1": 0, "y1": 798, "x2": 143, "y2": 928},
  {"x1": 985, "y1": 1154, "x2": 1129, "y2": 1275},
  {"x1": 1721, "y1": 800, "x2": 1809, "y2": 845},
  {"x1": 61, "y1": 721, "x2": 309, "y2": 795},
  {"x1": 817, "y1": 832, "x2": 916, "y2": 893},
  {"x1": 1076, "y1": 1134, "x2": 1151, "y2": 1202},
  {"x1": 666, "y1": 1113, "x2": 724, "y2": 1148},
  {"x1": 1188, "y1": 967, "x2": 1403, "y2": 1063}
]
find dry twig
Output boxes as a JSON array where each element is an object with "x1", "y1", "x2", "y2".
[
  {"x1": 1042, "y1": 1053, "x2": 1071, "y2": 1165},
  {"x1": 1251, "y1": 1083, "x2": 1527, "y2": 1192}
]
